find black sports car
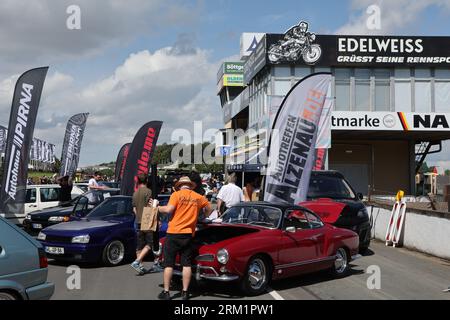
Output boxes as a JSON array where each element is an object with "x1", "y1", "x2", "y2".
[{"x1": 303, "y1": 171, "x2": 371, "y2": 252}]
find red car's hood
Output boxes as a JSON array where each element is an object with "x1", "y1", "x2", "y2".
[
  {"x1": 300, "y1": 199, "x2": 347, "y2": 224},
  {"x1": 194, "y1": 224, "x2": 261, "y2": 247}
]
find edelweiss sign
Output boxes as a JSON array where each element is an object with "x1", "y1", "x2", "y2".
[
  {"x1": 244, "y1": 25, "x2": 450, "y2": 78},
  {"x1": 332, "y1": 112, "x2": 450, "y2": 131}
]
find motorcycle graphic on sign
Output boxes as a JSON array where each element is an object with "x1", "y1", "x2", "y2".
[{"x1": 268, "y1": 21, "x2": 322, "y2": 65}]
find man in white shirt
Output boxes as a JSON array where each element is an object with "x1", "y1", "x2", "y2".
[
  {"x1": 88, "y1": 172, "x2": 107, "y2": 191},
  {"x1": 216, "y1": 173, "x2": 244, "y2": 215}
]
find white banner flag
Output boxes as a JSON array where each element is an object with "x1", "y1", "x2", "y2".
[{"x1": 264, "y1": 73, "x2": 331, "y2": 205}]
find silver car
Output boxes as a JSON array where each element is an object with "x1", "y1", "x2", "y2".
[{"x1": 0, "y1": 216, "x2": 54, "y2": 300}]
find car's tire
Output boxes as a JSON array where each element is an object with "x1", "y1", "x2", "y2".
[
  {"x1": 102, "y1": 240, "x2": 126, "y2": 266},
  {"x1": 240, "y1": 255, "x2": 271, "y2": 296},
  {"x1": 359, "y1": 246, "x2": 370, "y2": 254},
  {"x1": 330, "y1": 247, "x2": 350, "y2": 278},
  {"x1": 0, "y1": 291, "x2": 18, "y2": 300}
]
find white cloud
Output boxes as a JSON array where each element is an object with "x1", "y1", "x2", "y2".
[
  {"x1": 0, "y1": 0, "x2": 200, "y2": 74},
  {"x1": 0, "y1": 41, "x2": 223, "y2": 166},
  {"x1": 336, "y1": 0, "x2": 450, "y2": 35}
]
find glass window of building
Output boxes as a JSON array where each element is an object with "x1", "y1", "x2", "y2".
[
  {"x1": 335, "y1": 68, "x2": 351, "y2": 111},
  {"x1": 295, "y1": 67, "x2": 310, "y2": 78},
  {"x1": 414, "y1": 69, "x2": 432, "y2": 113},
  {"x1": 394, "y1": 68, "x2": 412, "y2": 112},
  {"x1": 274, "y1": 79, "x2": 292, "y2": 96},
  {"x1": 314, "y1": 67, "x2": 331, "y2": 73},
  {"x1": 354, "y1": 69, "x2": 371, "y2": 111},
  {"x1": 435, "y1": 69, "x2": 450, "y2": 112},
  {"x1": 274, "y1": 66, "x2": 291, "y2": 78},
  {"x1": 374, "y1": 69, "x2": 391, "y2": 111}
]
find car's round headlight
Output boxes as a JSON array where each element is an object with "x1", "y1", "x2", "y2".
[
  {"x1": 25, "y1": 215, "x2": 32, "y2": 220},
  {"x1": 217, "y1": 249, "x2": 229, "y2": 265},
  {"x1": 37, "y1": 232, "x2": 46, "y2": 241}
]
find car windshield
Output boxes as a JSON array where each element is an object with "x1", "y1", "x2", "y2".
[
  {"x1": 77, "y1": 185, "x2": 89, "y2": 192},
  {"x1": 220, "y1": 205, "x2": 282, "y2": 229},
  {"x1": 307, "y1": 175, "x2": 356, "y2": 200},
  {"x1": 86, "y1": 198, "x2": 132, "y2": 220}
]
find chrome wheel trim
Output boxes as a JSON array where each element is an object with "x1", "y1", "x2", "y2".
[
  {"x1": 0, "y1": 292, "x2": 16, "y2": 300},
  {"x1": 247, "y1": 258, "x2": 267, "y2": 290},
  {"x1": 334, "y1": 248, "x2": 348, "y2": 274},
  {"x1": 107, "y1": 240, "x2": 125, "y2": 265}
]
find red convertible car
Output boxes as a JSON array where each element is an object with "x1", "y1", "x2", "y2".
[{"x1": 165, "y1": 202, "x2": 360, "y2": 296}]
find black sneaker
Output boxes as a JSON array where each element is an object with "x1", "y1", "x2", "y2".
[
  {"x1": 181, "y1": 290, "x2": 189, "y2": 300},
  {"x1": 158, "y1": 290, "x2": 171, "y2": 300}
]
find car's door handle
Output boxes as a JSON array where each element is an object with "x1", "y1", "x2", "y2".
[{"x1": 29, "y1": 204, "x2": 37, "y2": 208}]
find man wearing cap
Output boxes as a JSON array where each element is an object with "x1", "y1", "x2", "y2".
[{"x1": 157, "y1": 176, "x2": 213, "y2": 300}]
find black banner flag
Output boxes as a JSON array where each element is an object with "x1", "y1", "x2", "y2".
[
  {"x1": 60, "y1": 113, "x2": 89, "y2": 177},
  {"x1": 0, "y1": 67, "x2": 48, "y2": 218},
  {"x1": 114, "y1": 143, "x2": 131, "y2": 183},
  {"x1": 120, "y1": 121, "x2": 162, "y2": 196}
]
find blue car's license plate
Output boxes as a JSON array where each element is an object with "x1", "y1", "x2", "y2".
[
  {"x1": 32, "y1": 223, "x2": 42, "y2": 229},
  {"x1": 45, "y1": 246, "x2": 64, "y2": 255}
]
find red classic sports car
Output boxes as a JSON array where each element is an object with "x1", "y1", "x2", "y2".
[{"x1": 164, "y1": 202, "x2": 360, "y2": 296}]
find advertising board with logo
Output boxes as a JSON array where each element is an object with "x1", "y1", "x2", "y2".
[
  {"x1": 240, "y1": 33, "x2": 265, "y2": 59},
  {"x1": 243, "y1": 20, "x2": 450, "y2": 85},
  {"x1": 223, "y1": 74, "x2": 244, "y2": 86},
  {"x1": 217, "y1": 62, "x2": 244, "y2": 83},
  {"x1": 332, "y1": 112, "x2": 450, "y2": 131}
]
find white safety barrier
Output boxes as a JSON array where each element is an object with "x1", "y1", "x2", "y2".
[
  {"x1": 385, "y1": 198, "x2": 407, "y2": 248},
  {"x1": 369, "y1": 203, "x2": 450, "y2": 260}
]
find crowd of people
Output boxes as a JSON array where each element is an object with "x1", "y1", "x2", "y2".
[{"x1": 128, "y1": 170, "x2": 261, "y2": 301}]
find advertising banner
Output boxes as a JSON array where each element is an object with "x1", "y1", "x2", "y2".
[
  {"x1": 244, "y1": 35, "x2": 268, "y2": 84},
  {"x1": 0, "y1": 125, "x2": 7, "y2": 154},
  {"x1": 0, "y1": 67, "x2": 48, "y2": 216},
  {"x1": 264, "y1": 73, "x2": 331, "y2": 205},
  {"x1": 331, "y1": 112, "x2": 450, "y2": 131},
  {"x1": 30, "y1": 138, "x2": 55, "y2": 163},
  {"x1": 266, "y1": 33, "x2": 450, "y2": 68},
  {"x1": 120, "y1": 121, "x2": 163, "y2": 196},
  {"x1": 60, "y1": 113, "x2": 89, "y2": 177},
  {"x1": 114, "y1": 143, "x2": 131, "y2": 183},
  {"x1": 316, "y1": 97, "x2": 333, "y2": 148}
]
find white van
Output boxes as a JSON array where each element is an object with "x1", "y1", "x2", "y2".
[{"x1": 2, "y1": 185, "x2": 85, "y2": 225}]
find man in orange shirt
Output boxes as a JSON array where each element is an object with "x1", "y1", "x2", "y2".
[{"x1": 157, "y1": 176, "x2": 213, "y2": 300}]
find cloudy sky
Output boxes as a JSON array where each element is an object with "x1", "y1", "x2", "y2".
[{"x1": 1, "y1": 0, "x2": 450, "y2": 167}]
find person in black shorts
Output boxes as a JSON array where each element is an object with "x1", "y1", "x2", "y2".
[{"x1": 131, "y1": 174, "x2": 161, "y2": 275}]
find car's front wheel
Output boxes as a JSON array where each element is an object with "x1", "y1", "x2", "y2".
[
  {"x1": 102, "y1": 240, "x2": 125, "y2": 266},
  {"x1": 330, "y1": 247, "x2": 350, "y2": 278},
  {"x1": 0, "y1": 291, "x2": 18, "y2": 300},
  {"x1": 240, "y1": 255, "x2": 271, "y2": 296}
]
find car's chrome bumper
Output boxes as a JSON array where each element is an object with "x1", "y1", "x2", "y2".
[{"x1": 173, "y1": 265, "x2": 239, "y2": 282}]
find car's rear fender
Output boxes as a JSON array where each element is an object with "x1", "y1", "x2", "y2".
[{"x1": 0, "y1": 280, "x2": 27, "y2": 299}]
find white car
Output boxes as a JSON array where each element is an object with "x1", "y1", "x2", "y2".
[{"x1": 3, "y1": 185, "x2": 85, "y2": 225}]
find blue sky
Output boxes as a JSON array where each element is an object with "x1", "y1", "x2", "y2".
[{"x1": 1, "y1": 0, "x2": 450, "y2": 167}]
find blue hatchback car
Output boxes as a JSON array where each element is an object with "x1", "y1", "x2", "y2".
[{"x1": 38, "y1": 195, "x2": 169, "y2": 266}]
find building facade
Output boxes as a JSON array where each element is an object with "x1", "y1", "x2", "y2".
[{"x1": 218, "y1": 24, "x2": 450, "y2": 195}]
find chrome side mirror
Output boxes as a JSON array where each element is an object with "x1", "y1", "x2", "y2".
[{"x1": 285, "y1": 226, "x2": 296, "y2": 233}]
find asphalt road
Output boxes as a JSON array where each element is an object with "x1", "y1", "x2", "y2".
[{"x1": 47, "y1": 241, "x2": 450, "y2": 300}]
